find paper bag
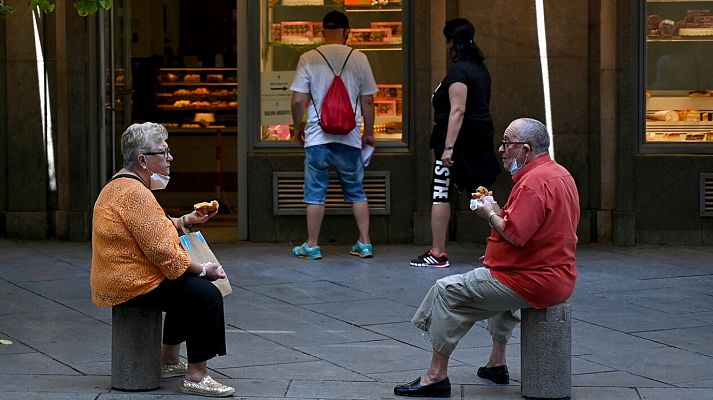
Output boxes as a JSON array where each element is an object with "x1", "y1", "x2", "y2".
[{"x1": 179, "y1": 229, "x2": 232, "y2": 297}]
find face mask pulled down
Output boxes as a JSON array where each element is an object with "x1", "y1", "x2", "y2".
[
  {"x1": 145, "y1": 166, "x2": 170, "y2": 190},
  {"x1": 509, "y1": 146, "x2": 526, "y2": 176}
]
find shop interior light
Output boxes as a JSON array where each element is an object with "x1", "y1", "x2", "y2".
[
  {"x1": 535, "y1": 0, "x2": 555, "y2": 159},
  {"x1": 33, "y1": 9, "x2": 57, "y2": 191},
  {"x1": 194, "y1": 112, "x2": 216, "y2": 127}
]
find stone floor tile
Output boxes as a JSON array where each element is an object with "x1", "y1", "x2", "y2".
[
  {"x1": 581, "y1": 346, "x2": 713, "y2": 384},
  {"x1": 296, "y1": 339, "x2": 462, "y2": 375},
  {"x1": 220, "y1": 360, "x2": 372, "y2": 381},
  {"x1": 304, "y1": 298, "x2": 417, "y2": 326},
  {"x1": 638, "y1": 387, "x2": 713, "y2": 399},
  {"x1": 0, "y1": 353, "x2": 79, "y2": 375},
  {"x1": 247, "y1": 280, "x2": 377, "y2": 305},
  {"x1": 634, "y1": 326, "x2": 713, "y2": 357},
  {"x1": 572, "y1": 370, "x2": 672, "y2": 387},
  {"x1": 286, "y1": 379, "x2": 411, "y2": 399}
]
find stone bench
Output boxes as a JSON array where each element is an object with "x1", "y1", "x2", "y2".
[
  {"x1": 111, "y1": 304, "x2": 162, "y2": 391},
  {"x1": 520, "y1": 302, "x2": 572, "y2": 400}
]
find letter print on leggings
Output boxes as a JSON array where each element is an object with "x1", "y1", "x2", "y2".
[{"x1": 432, "y1": 160, "x2": 450, "y2": 203}]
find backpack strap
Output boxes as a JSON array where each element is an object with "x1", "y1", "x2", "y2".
[
  {"x1": 309, "y1": 48, "x2": 359, "y2": 120},
  {"x1": 315, "y1": 48, "x2": 354, "y2": 77}
]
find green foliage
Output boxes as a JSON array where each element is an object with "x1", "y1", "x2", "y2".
[
  {"x1": 0, "y1": 0, "x2": 111, "y2": 16},
  {"x1": 31, "y1": 0, "x2": 55, "y2": 13},
  {"x1": 0, "y1": 0, "x2": 16, "y2": 15}
]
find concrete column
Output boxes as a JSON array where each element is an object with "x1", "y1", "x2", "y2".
[
  {"x1": 598, "y1": 0, "x2": 618, "y2": 243},
  {"x1": 613, "y1": 1, "x2": 638, "y2": 246},
  {"x1": 412, "y1": 0, "x2": 444, "y2": 245},
  {"x1": 521, "y1": 303, "x2": 572, "y2": 400},
  {"x1": 53, "y1": 0, "x2": 93, "y2": 240},
  {"x1": 0, "y1": 10, "x2": 7, "y2": 235},
  {"x1": 111, "y1": 304, "x2": 162, "y2": 391},
  {"x1": 4, "y1": 1, "x2": 50, "y2": 238}
]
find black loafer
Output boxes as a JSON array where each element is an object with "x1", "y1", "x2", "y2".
[
  {"x1": 477, "y1": 365, "x2": 509, "y2": 384},
  {"x1": 394, "y1": 377, "x2": 451, "y2": 397}
]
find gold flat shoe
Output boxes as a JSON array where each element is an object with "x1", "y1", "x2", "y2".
[
  {"x1": 181, "y1": 375, "x2": 235, "y2": 397},
  {"x1": 160, "y1": 361, "x2": 188, "y2": 379}
]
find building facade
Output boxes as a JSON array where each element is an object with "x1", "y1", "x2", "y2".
[{"x1": 1, "y1": 0, "x2": 712, "y2": 245}]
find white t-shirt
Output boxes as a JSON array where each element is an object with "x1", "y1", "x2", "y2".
[{"x1": 290, "y1": 44, "x2": 377, "y2": 148}]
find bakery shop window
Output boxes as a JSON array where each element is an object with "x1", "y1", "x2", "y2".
[
  {"x1": 645, "y1": 1, "x2": 713, "y2": 145},
  {"x1": 258, "y1": 0, "x2": 406, "y2": 145}
]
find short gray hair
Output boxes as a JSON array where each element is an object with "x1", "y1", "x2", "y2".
[
  {"x1": 509, "y1": 118, "x2": 549, "y2": 155},
  {"x1": 121, "y1": 122, "x2": 168, "y2": 168}
]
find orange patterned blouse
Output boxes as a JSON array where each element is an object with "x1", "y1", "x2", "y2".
[{"x1": 91, "y1": 176, "x2": 191, "y2": 307}]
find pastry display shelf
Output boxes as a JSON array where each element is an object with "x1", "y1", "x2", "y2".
[
  {"x1": 157, "y1": 106, "x2": 237, "y2": 111},
  {"x1": 645, "y1": 121, "x2": 713, "y2": 127},
  {"x1": 157, "y1": 93, "x2": 236, "y2": 100},
  {"x1": 165, "y1": 127, "x2": 237, "y2": 136},
  {"x1": 271, "y1": 4, "x2": 402, "y2": 11},
  {"x1": 647, "y1": 36, "x2": 713, "y2": 42},
  {"x1": 354, "y1": 44, "x2": 402, "y2": 51},
  {"x1": 344, "y1": 7, "x2": 402, "y2": 13},
  {"x1": 647, "y1": 0, "x2": 713, "y2": 2},
  {"x1": 271, "y1": 41, "x2": 401, "y2": 51},
  {"x1": 158, "y1": 82, "x2": 238, "y2": 86}
]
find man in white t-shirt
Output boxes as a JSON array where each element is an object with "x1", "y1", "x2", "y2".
[{"x1": 290, "y1": 10, "x2": 377, "y2": 260}]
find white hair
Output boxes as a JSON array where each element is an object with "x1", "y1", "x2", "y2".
[
  {"x1": 121, "y1": 122, "x2": 168, "y2": 168},
  {"x1": 508, "y1": 118, "x2": 549, "y2": 155}
]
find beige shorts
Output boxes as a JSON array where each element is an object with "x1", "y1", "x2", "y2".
[{"x1": 412, "y1": 267, "x2": 531, "y2": 356}]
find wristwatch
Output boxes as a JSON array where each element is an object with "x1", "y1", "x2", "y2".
[
  {"x1": 444, "y1": 145, "x2": 454, "y2": 150},
  {"x1": 198, "y1": 263, "x2": 207, "y2": 277}
]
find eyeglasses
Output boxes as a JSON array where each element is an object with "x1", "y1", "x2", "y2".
[
  {"x1": 143, "y1": 147, "x2": 171, "y2": 159},
  {"x1": 499, "y1": 140, "x2": 528, "y2": 147}
]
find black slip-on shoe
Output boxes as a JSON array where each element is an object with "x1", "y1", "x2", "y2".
[
  {"x1": 394, "y1": 377, "x2": 451, "y2": 397},
  {"x1": 477, "y1": 365, "x2": 509, "y2": 384}
]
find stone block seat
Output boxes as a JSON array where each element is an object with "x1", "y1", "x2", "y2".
[
  {"x1": 520, "y1": 302, "x2": 572, "y2": 400},
  {"x1": 111, "y1": 303, "x2": 162, "y2": 391}
]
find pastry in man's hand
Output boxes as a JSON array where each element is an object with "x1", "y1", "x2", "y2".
[
  {"x1": 470, "y1": 186, "x2": 495, "y2": 211},
  {"x1": 194, "y1": 200, "x2": 219, "y2": 213},
  {"x1": 471, "y1": 186, "x2": 493, "y2": 200}
]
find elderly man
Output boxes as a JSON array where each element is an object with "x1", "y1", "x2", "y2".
[{"x1": 394, "y1": 118, "x2": 580, "y2": 397}]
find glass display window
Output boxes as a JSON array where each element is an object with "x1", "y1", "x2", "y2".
[
  {"x1": 258, "y1": 0, "x2": 406, "y2": 145},
  {"x1": 644, "y1": 0, "x2": 713, "y2": 149},
  {"x1": 155, "y1": 68, "x2": 238, "y2": 130}
]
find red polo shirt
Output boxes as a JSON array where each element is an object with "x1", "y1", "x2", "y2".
[{"x1": 483, "y1": 155, "x2": 580, "y2": 309}]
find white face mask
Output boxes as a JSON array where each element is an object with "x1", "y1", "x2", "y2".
[
  {"x1": 144, "y1": 165, "x2": 170, "y2": 190},
  {"x1": 149, "y1": 171, "x2": 170, "y2": 190}
]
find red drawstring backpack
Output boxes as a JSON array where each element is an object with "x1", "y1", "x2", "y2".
[{"x1": 310, "y1": 48, "x2": 358, "y2": 135}]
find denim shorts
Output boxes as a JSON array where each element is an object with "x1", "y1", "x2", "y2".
[{"x1": 304, "y1": 143, "x2": 366, "y2": 204}]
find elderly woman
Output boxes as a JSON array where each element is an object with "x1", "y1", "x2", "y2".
[{"x1": 90, "y1": 122, "x2": 234, "y2": 397}]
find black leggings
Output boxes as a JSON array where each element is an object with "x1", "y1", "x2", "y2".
[{"x1": 124, "y1": 274, "x2": 226, "y2": 363}]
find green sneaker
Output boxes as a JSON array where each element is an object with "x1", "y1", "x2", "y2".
[
  {"x1": 292, "y1": 242, "x2": 322, "y2": 260},
  {"x1": 349, "y1": 241, "x2": 373, "y2": 258}
]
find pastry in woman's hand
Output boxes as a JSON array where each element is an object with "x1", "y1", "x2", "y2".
[{"x1": 194, "y1": 200, "x2": 219, "y2": 213}]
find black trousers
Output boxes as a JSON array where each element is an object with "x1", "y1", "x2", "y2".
[{"x1": 124, "y1": 273, "x2": 226, "y2": 363}]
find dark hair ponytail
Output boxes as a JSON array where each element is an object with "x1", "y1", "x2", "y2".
[{"x1": 443, "y1": 18, "x2": 485, "y2": 63}]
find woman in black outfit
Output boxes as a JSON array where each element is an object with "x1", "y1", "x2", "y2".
[{"x1": 410, "y1": 18, "x2": 500, "y2": 269}]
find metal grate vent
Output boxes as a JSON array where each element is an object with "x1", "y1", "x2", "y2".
[
  {"x1": 273, "y1": 171, "x2": 390, "y2": 215},
  {"x1": 702, "y1": 173, "x2": 713, "y2": 217}
]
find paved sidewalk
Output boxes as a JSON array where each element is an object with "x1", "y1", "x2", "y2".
[{"x1": 1, "y1": 238, "x2": 712, "y2": 399}]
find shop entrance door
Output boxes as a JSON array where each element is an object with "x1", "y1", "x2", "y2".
[
  {"x1": 99, "y1": 0, "x2": 132, "y2": 183},
  {"x1": 99, "y1": 0, "x2": 240, "y2": 241}
]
